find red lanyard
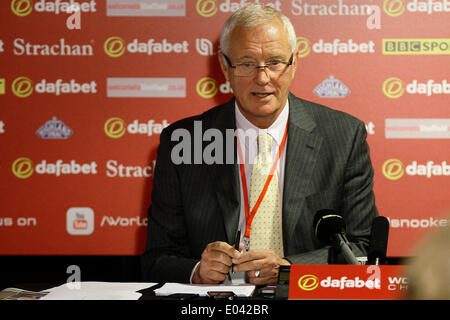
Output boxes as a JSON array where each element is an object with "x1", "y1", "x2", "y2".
[{"x1": 236, "y1": 121, "x2": 289, "y2": 238}]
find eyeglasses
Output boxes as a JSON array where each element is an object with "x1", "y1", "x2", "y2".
[{"x1": 223, "y1": 53, "x2": 294, "y2": 77}]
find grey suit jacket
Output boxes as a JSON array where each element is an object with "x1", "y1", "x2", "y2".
[{"x1": 141, "y1": 93, "x2": 378, "y2": 283}]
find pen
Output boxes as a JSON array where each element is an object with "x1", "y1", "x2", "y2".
[{"x1": 232, "y1": 228, "x2": 241, "y2": 274}]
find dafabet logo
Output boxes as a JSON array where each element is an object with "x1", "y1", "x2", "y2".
[
  {"x1": 11, "y1": 0, "x2": 97, "y2": 16},
  {"x1": 103, "y1": 36, "x2": 189, "y2": 58},
  {"x1": 382, "y1": 159, "x2": 404, "y2": 180},
  {"x1": 382, "y1": 159, "x2": 450, "y2": 180},
  {"x1": 383, "y1": 77, "x2": 450, "y2": 98},
  {"x1": 293, "y1": 37, "x2": 375, "y2": 57},
  {"x1": 383, "y1": 0, "x2": 450, "y2": 16},
  {"x1": 196, "y1": 77, "x2": 232, "y2": 98},
  {"x1": 195, "y1": 0, "x2": 281, "y2": 17},
  {"x1": 12, "y1": 157, "x2": 98, "y2": 179},
  {"x1": 12, "y1": 157, "x2": 34, "y2": 179},
  {"x1": 298, "y1": 274, "x2": 319, "y2": 291},
  {"x1": 10, "y1": 76, "x2": 97, "y2": 97},
  {"x1": 104, "y1": 118, "x2": 169, "y2": 138}
]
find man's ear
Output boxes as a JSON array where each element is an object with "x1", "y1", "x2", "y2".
[
  {"x1": 218, "y1": 51, "x2": 230, "y2": 82},
  {"x1": 291, "y1": 49, "x2": 299, "y2": 73}
]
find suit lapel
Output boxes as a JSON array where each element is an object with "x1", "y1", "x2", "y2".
[
  {"x1": 207, "y1": 100, "x2": 241, "y2": 243},
  {"x1": 282, "y1": 94, "x2": 323, "y2": 254}
]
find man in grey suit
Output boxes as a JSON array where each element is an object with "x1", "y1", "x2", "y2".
[{"x1": 142, "y1": 4, "x2": 378, "y2": 285}]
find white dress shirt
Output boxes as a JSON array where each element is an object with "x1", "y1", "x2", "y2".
[{"x1": 235, "y1": 100, "x2": 289, "y2": 245}]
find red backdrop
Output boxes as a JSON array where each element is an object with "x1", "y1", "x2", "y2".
[{"x1": 1, "y1": 0, "x2": 449, "y2": 257}]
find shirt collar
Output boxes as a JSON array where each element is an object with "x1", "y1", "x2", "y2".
[{"x1": 235, "y1": 99, "x2": 289, "y2": 147}]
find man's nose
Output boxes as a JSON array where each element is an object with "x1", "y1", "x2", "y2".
[{"x1": 254, "y1": 67, "x2": 271, "y2": 85}]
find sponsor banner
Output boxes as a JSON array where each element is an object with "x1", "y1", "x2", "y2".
[
  {"x1": 11, "y1": 158, "x2": 98, "y2": 179},
  {"x1": 383, "y1": 38, "x2": 450, "y2": 55},
  {"x1": 36, "y1": 117, "x2": 73, "y2": 139},
  {"x1": 195, "y1": 0, "x2": 281, "y2": 17},
  {"x1": 313, "y1": 75, "x2": 350, "y2": 98},
  {"x1": 66, "y1": 207, "x2": 94, "y2": 236},
  {"x1": 100, "y1": 215, "x2": 148, "y2": 227},
  {"x1": 106, "y1": 77, "x2": 186, "y2": 98},
  {"x1": 385, "y1": 118, "x2": 450, "y2": 139},
  {"x1": 11, "y1": 0, "x2": 97, "y2": 16},
  {"x1": 104, "y1": 118, "x2": 169, "y2": 138},
  {"x1": 106, "y1": 0, "x2": 185, "y2": 16},
  {"x1": 13, "y1": 38, "x2": 94, "y2": 56},
  {"x1": 289, "y1": 265, "x2": 407, "y2": 300},
  {"x1": 11, "y1": 77, "x2": 97, "y2": 98},
  {"x1": 291, "y1": 0, "x2": 374, "y2": 16},
  {"x1": 103, "y1": 37, "x2": 189, "y2": 58},
  {"x1": 296, "y1": 37, "x2": 375, "y2": 57},
  {"x1": 387, "y1": 216, "x2": 449, "y2": 229},
  {"x1": 383, "y1": 0, "x2": 450, "y2": 17},
  {"x1": 382, "y1": 77, "x2": 450, "y2": 98},
  {"x1": 382, "y1": 159, "x2": 450, "y2": 180}
]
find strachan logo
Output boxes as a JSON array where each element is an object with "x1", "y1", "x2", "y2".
[{"x1": 298, "y1": 274, "x2": 319, "y2": 291}]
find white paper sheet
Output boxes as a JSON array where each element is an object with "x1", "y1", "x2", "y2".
[
  {"x1": 40, "y1": 282, "x2": 157, "y2": 300},
  {"x1": 154, "y1": 283, "x2": 255, "y2": 297}
]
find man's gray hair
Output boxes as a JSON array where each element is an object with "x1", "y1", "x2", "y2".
[{"x1": 219, "y1": 4, "x2": 297, "y2": 56}]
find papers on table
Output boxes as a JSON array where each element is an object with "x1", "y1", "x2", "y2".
[
  {"x1": 40, "y1": 282, "x2": 157, "y2": 300},
  {"x1": 154, "y1": 283, "x2": 256, "y2": 297}
]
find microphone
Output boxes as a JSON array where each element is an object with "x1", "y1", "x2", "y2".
[
  {"x1": 313, "y1": 209, "x2": 359, "y2": 265},
  {"x1": 367, "y1": 216, "x2": 389, "y2": 265}
]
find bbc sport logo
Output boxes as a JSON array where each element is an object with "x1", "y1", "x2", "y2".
[{"x1": 383, "y1": 38, "x2": 450, "y2": 55}]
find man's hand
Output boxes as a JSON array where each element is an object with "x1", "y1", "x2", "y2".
[
  {"x1": 192, "y1": 241, "x2": 240, "y2": 284},
  {"x1": 232, "y1": 249, "x2": 291, "y2": 285}
]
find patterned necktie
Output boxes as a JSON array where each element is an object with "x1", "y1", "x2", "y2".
[{"x1": 249, "y1": 132, "x2": 284, "y2": 257}]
